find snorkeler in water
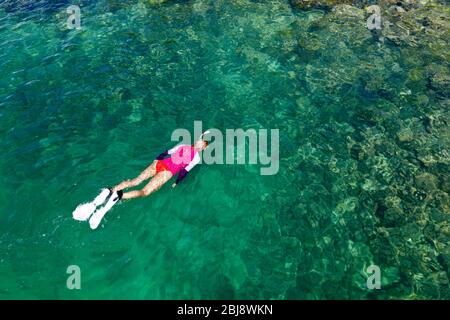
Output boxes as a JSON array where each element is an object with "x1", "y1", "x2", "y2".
[
  {"x1": 72, "y1": 133, "x2": 209, "y2": 229},
  {"x1": 113, "y1": 138, "x2": 209, "y2": 199}
]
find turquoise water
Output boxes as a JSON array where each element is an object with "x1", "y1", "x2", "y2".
[{"x1": 0, "y1": 0, "x2": 449, "y2": 299}]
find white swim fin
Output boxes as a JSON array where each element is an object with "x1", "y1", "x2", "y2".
[
  {"x1": 72, "y1": 188, "x2": 111, "y2": 221},
  {"x1": 89, "y1": 191, "x2": 122, "y2": 230}
]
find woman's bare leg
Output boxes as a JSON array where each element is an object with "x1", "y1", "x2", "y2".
[
  {"x1": 122, "y1": 171, "x2": 173, "y2": 200},
  {"x1": 112, "y1": 160, "x2": 158, "y2": 192}
]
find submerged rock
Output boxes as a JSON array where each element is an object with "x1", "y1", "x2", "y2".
[
  {"x1": 427, "y1": 65, "x2": 450, "y2": 97},
  {"x1": 415, "y1": 172, "x2": 439, "y2": 192},
  {"x1": 290, "y1": 0, "x2": 353, "y2": 10},
  {"x1": 397, "y1": 127, "x2": 414, "y2": 142},
  {"x1": 147, "y1": 0, "x2": 169, "y2": 4},
  {"x1": 332, "y1": 3, "x2": 364, "y2": 18}
]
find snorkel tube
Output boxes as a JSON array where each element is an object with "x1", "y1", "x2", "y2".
[{"x1": 199, "y1": 130, "x2": 210, "y2": 140}]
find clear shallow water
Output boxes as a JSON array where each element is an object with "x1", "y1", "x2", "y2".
[{"x1": 0, "y1": 0, "x2": 448, "y2": 299}]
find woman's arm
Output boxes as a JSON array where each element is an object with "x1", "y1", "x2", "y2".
[
  {"x1": 156, "y1": 150, "x2": 168, "y2": 160},
  {"x1": 156, "y1": 144, "x2": 188, "y2": 160},
  {"x1": 172, "y1": 153, "x2": 201, "y2": 187}
]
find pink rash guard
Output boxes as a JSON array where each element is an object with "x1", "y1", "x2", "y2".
[{"x1": 162, "y1": 145, "x2": 200, "y2": 175}]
